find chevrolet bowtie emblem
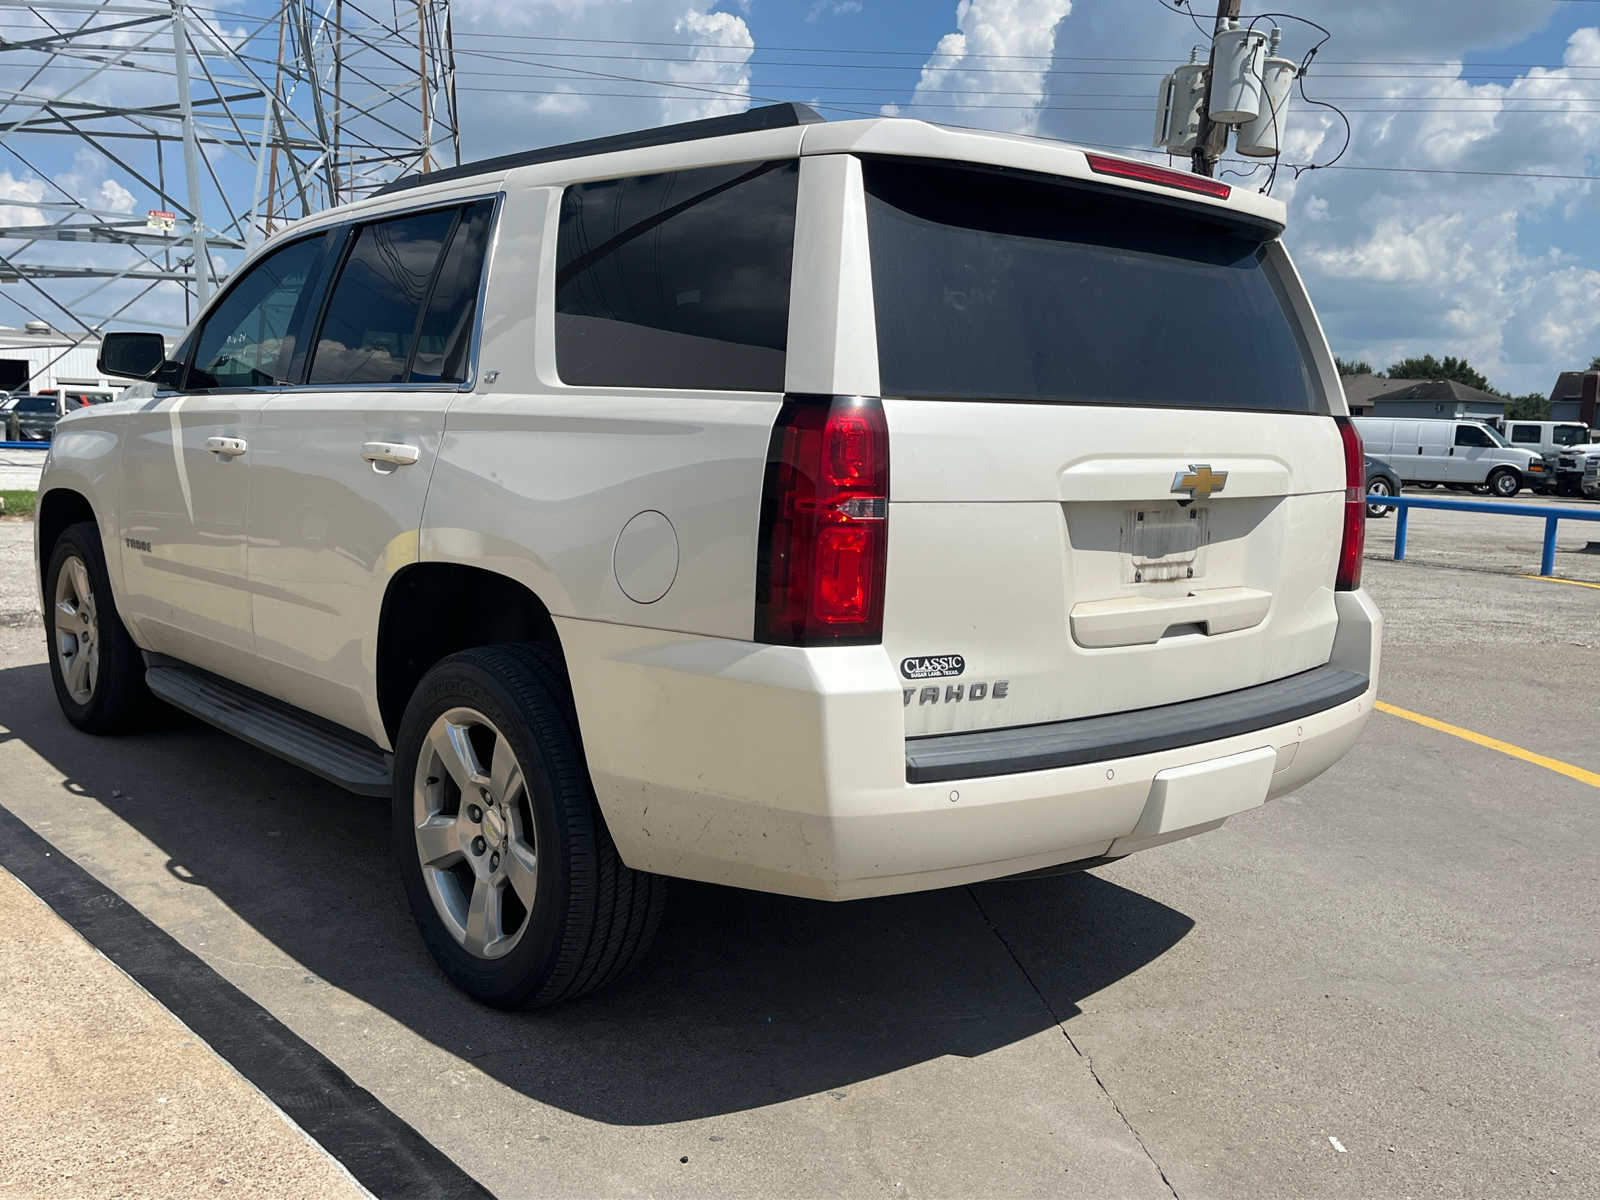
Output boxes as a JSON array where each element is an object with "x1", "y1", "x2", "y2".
[{"x1": 1172, "y1": 464, "x2": 1228, "y2": 499}]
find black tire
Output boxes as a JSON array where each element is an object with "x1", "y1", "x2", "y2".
[
  {"x1": 1487, "y1": 468, "x2": 1520, "y2": 498},
  {"x1": 1365, "y1": 476, "x2": 1394, "y2": 518},
  {"x1": 43, "y1": 521, "x2": 152, "y2": 734},
  {"x1": 392, "y1": 644, "x2": 666, "y2": 1008},
  {"x1": 1413, "y1": 481, "x2": 1439, "y2": 490}
]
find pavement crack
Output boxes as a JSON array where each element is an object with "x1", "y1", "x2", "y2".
[{"x1": 966, "y1": 886, "x2": 1182, "y2": 1200}]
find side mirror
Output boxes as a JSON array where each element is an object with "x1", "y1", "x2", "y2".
[{"x1": 97, "y1": 331, "x2": 167, "y2": 380}]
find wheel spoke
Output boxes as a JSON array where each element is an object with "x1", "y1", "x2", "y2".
[
  {"x1": 430, "y1": 720, "x2": 488, "y2": 794},
  {"x1": 488, "y1": 734, "x2": 523, "y2": 806},
  {"x1": 55, "y1": 599, "x2": 77, "y2": 625},
  {"x1": 68, "y1": 559, "x2": 91, "y2": 609},
  {"x1": 504, "y1": 840, "x2": 538, "y2": 909},
  {"x1": 415, "y1": 814, "x2": 463, "y2": 868},
  {"x1": 65, "y1": 647, "x2": 89, "y2": 696},
  {"x1": 463, "y1": 877, "x2": 504, "y2": 956},
  {"x1": 84, "y1": 642, "x2": 99, "y2": 694}
]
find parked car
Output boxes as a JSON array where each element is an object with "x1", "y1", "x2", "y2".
[
  {"x1": 1364, "y1": 455, "x2": 1401, "y2": 518},
  {"x1": 1568, "y1": 444, "x2": 1600, "y2": 498},
  {"x1": 1499, "y1": 419, "x2": 1591, "y2": 494},
  {"x1": 43, "y1": 103, "x2": 1382, "y2": 1008},
  {"x1": 5, "y1": 394, "x2": 61, "y2": 441},
  {"x1": 1352, "y1": 416, "x2": 1545, "y2": 497}
]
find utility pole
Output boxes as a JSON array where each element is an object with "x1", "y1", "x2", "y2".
[{"x1": 1191, "y1": 0, "x2": 1242, "y2": 177}]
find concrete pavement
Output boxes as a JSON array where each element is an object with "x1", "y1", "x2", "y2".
[
  {"x1": 0, "y1": 514, "x2": 1595, "y2": 1197},
  {"x1": 0, "y1": 866, "x2": 370, "y2": 1199}
]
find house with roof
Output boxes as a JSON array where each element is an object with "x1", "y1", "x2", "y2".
[
  {"x1": 1338, "y1": 374, "x2": 1506, "y2": 420},
  {"x1": 1546, "y1": 371, "x2": 1598, "y2": 425}
]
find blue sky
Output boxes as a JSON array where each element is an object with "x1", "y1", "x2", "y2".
[{"x1": 4, "y1": 0, "x2": 1599, "y2": 395}]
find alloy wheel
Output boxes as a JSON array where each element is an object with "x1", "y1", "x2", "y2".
[
  {"x1": 53, "y1": 555, "x2": 99, "y2": 704},
  {"x1": 413, "y1": 707, "x2": 539, "y2": 960}
]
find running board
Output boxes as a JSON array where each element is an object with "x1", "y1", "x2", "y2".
[{"x1": 145, "y1": 661, "x2": 392, "y2": 797}]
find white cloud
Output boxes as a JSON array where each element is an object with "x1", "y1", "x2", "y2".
[
  {"x1": 663, "y1": 9, "x2": 754, "y2": 122},
  {"x1": 0, "y1": 172, "x2": 47, "y2": 228},
  {"x1": 96, "y1": 179, "x2": 136, "y2": 214},
  {"x1": 807, "y1": 0, "x2": 863, "y2": 20},
  {"x1": 905, "y1": 0, "x2": 1072, "y2": 134},
  {"x1": 449, "y1": 0, "x2": 757, "y2": 154}
]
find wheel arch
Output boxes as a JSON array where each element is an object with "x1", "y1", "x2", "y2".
[
  {"x1": 374, "y1": 562, "x2": 567, "y2": 746},
  {"x1": 36, "y1": 487, "x2": 99, "y2": 576}
]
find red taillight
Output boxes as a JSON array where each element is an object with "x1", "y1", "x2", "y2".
[
  {"x1": 756, "y1": 395, "x2": 889, "y2": 645},
  {"x1": 1335, "y1": 416, "x2": 1365, "y2": 591},
  {"x1": 1084, "y1": 153, "x2": 1232, "y2": 200}
]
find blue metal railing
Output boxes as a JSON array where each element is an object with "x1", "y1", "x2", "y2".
[
  {"x1": 1369, "y1": 493, "x2": 1600, "y2": 577},
  {"x1": 0, "y1": 441, "x2": 50, "y2": 451}
]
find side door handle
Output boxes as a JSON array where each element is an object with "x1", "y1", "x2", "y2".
[
  {"x1": 361, "y1": 441, "x2": 420, "y2": 467},
  {"x1": 205, "y1": 436, "x2": 247, "y2": 458}
]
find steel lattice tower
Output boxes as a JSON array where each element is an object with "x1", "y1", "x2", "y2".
[{"x1": 0, "y1": 0, "x2": 457, "y2": 344}]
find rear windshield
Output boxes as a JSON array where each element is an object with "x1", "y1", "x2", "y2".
[
  {"x1": 861, "y1": 157, "x2": 1325, "y2": 413},
  {"x1": 1554, "y1": 425, "x2": 1587, "y2": 446}
]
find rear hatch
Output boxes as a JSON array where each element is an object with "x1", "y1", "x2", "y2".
[{"x1": 859, "y1": 156, "x2": 1346, "y2": 737}]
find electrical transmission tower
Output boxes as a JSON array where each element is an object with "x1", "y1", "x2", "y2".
[{"x1": 0, "y1": 0, "x2": 458, "y2": 344}]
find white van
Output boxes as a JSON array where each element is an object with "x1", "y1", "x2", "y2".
[
  {"x1": 54, "y1": 103, "x2": 1381, "y2": 1006},
  {"x1": 1500, "y1": 420, "x2": 1593, "y2": 495},
  {"x1": 1353, "y1": 417, "x2": 1545, "y2": 497}
]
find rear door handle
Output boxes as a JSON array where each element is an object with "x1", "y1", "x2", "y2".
[
  {"x1": 361, "y1": 442, "x2": 420, "y2": 467},
  {"x1": 205, "y1": 436, "x2": 247, "y2": 458}
]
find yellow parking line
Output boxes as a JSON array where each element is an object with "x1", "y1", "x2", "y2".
[
  {"x1": 1374, "y1": 701, "x2": 1600, "y2": 788},
  {"x1": 1517, "y1": 574, "x2": 1600, "y2": 590}
]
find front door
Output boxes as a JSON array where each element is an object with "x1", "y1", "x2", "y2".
[
  {"x1": 246, "y1": 200, "x2": 494, "y2": 740},
  {"x1": 117, "y1": 233, "x2": 328, "y2": 682},
  {"x1": 1449, "y1": 422, "x2": 1497, "y2": 483}
]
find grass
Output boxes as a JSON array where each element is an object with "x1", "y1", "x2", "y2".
[{"x1": 1, "y1": 489, "x2": 37, "y2": 519}]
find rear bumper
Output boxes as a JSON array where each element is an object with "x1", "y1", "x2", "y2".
[{"x1": 558, "y1": 589, "x2": 1381, "y2": 900}]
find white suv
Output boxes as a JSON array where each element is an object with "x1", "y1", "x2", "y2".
[{"x1": 39, "y1": 104, "x2": 1381, "y2": 1007}]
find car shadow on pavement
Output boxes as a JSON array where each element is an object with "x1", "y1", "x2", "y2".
[{"x1": 0, "y1": 661, "x2": 1194, "y2": 1126}]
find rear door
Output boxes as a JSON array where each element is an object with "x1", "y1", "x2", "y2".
[
  {"x1": 245, "y1": 198, "x2": 495, "y2": 736},
  {"x1": 852, "y1": 156, "x2": 1349, "y2": 736},
  {"x1": 1386, "y1": 421, "x2": 1421, "y2": 479},
  {"x1": 1416, "y1": 423, "x2": 1451, "y2": 482}
]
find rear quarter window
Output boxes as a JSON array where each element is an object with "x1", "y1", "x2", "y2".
[
  {"x1": 554, "y1": 159, "x2": 799, "y2": 392},
  {"x1": 861, "y1": 156, "x2": 1327, "y2": 414}
]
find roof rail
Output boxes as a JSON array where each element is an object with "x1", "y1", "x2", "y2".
[{"x1": 375, "y1": 102, "x2": 825, "y2": 198}]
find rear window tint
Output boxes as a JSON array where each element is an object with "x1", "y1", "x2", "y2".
[
  {"x1": 554, "y1": 160, "x2": 798, "y2": 392},
  {"x1": 861, "y1": 157, "x2": 1325, "y2": 414}
]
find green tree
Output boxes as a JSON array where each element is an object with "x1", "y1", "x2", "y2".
[
  {"x1": 1503, "y1": 393, "x2": 1550, "y2": 420},
  {"x1": 1335, "y1": 356, "x2": 1375, "y2": 376},
  {"x1": 1386, "y1": 354, "x2": 1493, "y2": 392},
  {"x1": 1588, "y1": 354, "x2": 1599, "y2": 371}
]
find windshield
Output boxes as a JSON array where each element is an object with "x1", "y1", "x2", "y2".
[
  {"x1": 860, "y1": 156, "x2": 1324, "y2": 413},
  {"x1": 1554, "y1": 424, "x2": 1587, "y2": 446},
  {"x1": 1480, "y1": 424, "x2": 1510, "y2": 447}
]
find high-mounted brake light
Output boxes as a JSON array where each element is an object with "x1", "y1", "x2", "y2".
[
  {"x1": 755, "y1": 395, "x2": 889, "y2": 645},
  {"x1": 1335, "y1": 416, "x2": 1365, "y2": 592},
  {"x1": 1084, "y1": 153, "x2": 1232, "y2": 200}
]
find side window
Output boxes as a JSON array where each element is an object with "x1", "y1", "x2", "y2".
[
  {"x1": 554, "y1": 159, "x2": 799, "y2": 391},
  {"x1": 308, "y1": 207, "x2": 458, "y2": 386},
  {"x1": 1510, "y1": 424, "x2": 1538, "y2": 443},
  {"x1": 188, "y1": 236, "x2": 324, "y2": 390},
  {"x1": 1455, "y1": 424, "x2": 1493, "y2": 448},
  {"x1": 410, "y1": 200, "x2": 494, "y2": 384}
]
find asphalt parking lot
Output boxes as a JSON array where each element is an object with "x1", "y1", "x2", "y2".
[{"x1": 0, "y1": 503, "x2": 1596, "y2": 1199}]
